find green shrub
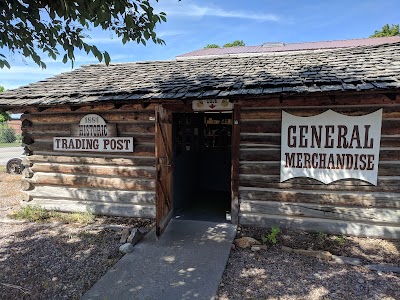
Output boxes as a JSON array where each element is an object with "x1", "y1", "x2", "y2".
[
  {"x1": 261, "y1": 226, "x2": 281, "y2": 245},
  {"x1": 0, "y1": 124, "x2": 16, "y2": 143}
]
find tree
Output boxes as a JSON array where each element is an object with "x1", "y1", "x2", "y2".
[
  {"x1": 204, "y1": 40, "x2": 245, "y2": 49},
  {"x1": 223, "y1": 40, "x2": 245, "y2": 47},
  {"x1": 205, "y1": 44, "x2": 220, "y2": 49},
  {"x1": 370, "y1": 24, "x2": 399, "y2": 37},
  {"x1": 0, "y1": 85, "x2": 10, "y2": 123},
  {"x1": 0, "y1": 1, "x2": 167, "y2": 69}
]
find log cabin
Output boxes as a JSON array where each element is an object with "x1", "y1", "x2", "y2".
[{"x1": 0, "y1": 40, "x2": 399, "y2": 238}]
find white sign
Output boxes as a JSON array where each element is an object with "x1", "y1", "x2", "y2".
[
  {"x1": 53, "y1": 137, "x2": 134, "y2": 152},
  {"x1": 54, "y1": 114, "x2": 134, "y2": 152},
  {"x1": 280, "y1": 109, "x2": 382, "y2": 185},
  {"x1": 192, "y1": 99, "x2": 233, "y2": 111}
]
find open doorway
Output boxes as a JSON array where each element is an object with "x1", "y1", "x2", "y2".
[{"x1": 172, "y1": 112, "x2": 232, "y2": 222}]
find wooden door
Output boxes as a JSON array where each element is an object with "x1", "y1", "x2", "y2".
[{"x1": 155, "y1": 105, "x2": 173, "y2": 236}]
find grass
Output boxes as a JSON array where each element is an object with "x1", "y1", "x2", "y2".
[
  {"x1": 0, "y1": 142, "x2": 22, "y2": 147},
  {"x1": 11, "y1": 205, "x2": 95, "y2": 224}
]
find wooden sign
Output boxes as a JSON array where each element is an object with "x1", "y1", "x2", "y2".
[
  {"x1": 280, "y1": 109, "x2": 382, "y2": 185},
  {"x1": 192, "y1": 99, "x2": 233, "y2": 111},
  {"x1": 54, "y1": 114, "x2": 134, "y2": 152}
]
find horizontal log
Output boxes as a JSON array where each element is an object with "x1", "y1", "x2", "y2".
[
  {"x1": 239, "y1": 187, "x2": 400, "y2": 208},
  {"x1": 240, "y1": 119, "x2": 400, "y2": 135},
  {"x1": 23, "y1": 111, "x2": 155, "y2": 124},
  {"x1": 239, "y1": 175, "x2": 400, "y2": 192},
  {"x1": 239, "y1": 213, "x2": 400, "y2": 239},
  {"x1": 29, "y1": 172, "x2": 156, "y2": 191},
  {"x1": 27, "y1": 154, "x2": 155, "y2": 166},
  {"x1": 26, "y1": 142, "x2": 155, "y2": 156},
  {"x1": 23, "y1": 122, "x2": 155, "y2": 134},
  {"x1": 239, "y1": 148, "x2": 400, "y2": 161},
  {"x1": 237, "y1": 93, "x2": 398, "y2": 108},
  {"x1": 239, "y1": 162, "x2": 400, "y2": 176},
  {"x1": 241, "y1": 106, "x2": 400, "y2": 120},
  {"x1": 240, "y1": 200, "x2": 399, "y2": 223},
  {"x1": 21, "y1": 180, "x2": 33, "y2": 191},
  {"x1": 30, "y1": 163, "x2": 156, "y2": 178},
  {"x1": 240, "y1": 134, "x2": 400, "y2": 148},
  {"x1": 26, "y1": 186, "x2": 155, "y2": 204},
  {"x1": 24, "y1": 199, "x2": 155, "y2": 218},
  {"x1": 29, "y1": 133, "x2": 155, "y2": 144},
  {"x1": 22, "y1": 103, "x2": 157, "y2": 114}
]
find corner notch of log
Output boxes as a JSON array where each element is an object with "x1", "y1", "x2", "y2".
[
  {"x1": 21, "y1": 119, "x2": 32, "y2": 127},
  {"x1": 37, "y1": 107, "x2": 49, "y2": 112},
  {"x1": 23, "y1": 146, "x2": 33, "y2": 156},
  {"x1": 384, "y1": 93, "x2": 396, "y2": 101},
  {"x1": 22, "y1": 133, "x2": 34, "y2": 145},
  {"x1": 113, "y1": 103, "x2": 124, "y2": 109},
  {"x1": 141, "y1": 101, "x2": 151, "y2": 109}
]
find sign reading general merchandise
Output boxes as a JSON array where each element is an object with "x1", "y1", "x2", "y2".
[
  {"x1": 280, "y1": 109, "x2": 382, "y2": 185},
  {"x1": 53, "y1": 114, "x2": 134, "y2": 152}
]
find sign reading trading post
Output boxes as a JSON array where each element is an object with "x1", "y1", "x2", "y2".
[
  {"x1": 280, "y1": 109, "x2": 382, "y2": 185},
  {"x1": 53, "y1": 114, "x2": 134, "y2": 152}
]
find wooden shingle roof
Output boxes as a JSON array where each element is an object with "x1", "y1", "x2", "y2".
[{"x1": 0, "y1": 41, "x2": 400, "y2": 108}]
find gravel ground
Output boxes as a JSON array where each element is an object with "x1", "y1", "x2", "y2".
[
  {"x1": 1, "y1": 172, "x2": 399, "y2": 299},
  {"x1": 217, "y1": 226, "x2": 400, "y2": 300},
  {"x1": 0, "y1": 171, "x2": 153, "y2": 299}
]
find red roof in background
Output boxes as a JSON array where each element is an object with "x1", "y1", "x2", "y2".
[{"x1": 177, "y1": 36, "x2": 400, "y2": 58}]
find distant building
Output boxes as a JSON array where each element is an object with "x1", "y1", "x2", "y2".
[{"x1": 7, "y1": 113, "x2": 22, "y2": 135}]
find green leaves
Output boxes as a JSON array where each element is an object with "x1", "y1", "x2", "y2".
[
  {"x1": 0, "y1": 0, "x2": 168, "y2": 68},
  {"x1": 370, "y1": 24, "x2": 400, "y2": 38}
]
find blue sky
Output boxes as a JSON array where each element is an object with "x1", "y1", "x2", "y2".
[{"x1": 1, "y1": 0, "x2": 399, "y2": 90}]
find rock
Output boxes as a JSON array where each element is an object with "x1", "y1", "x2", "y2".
[
  {"x1": 119, "y1": 243, "x2": 134, "y2": 254},
  {"x1": 119, "y1": 228, "x2": 130, "y2": 243},
  {"x1": 364, "y1": 264, "x2": 400, "y2": 273},
  {"x1": 231, "y1": 244, "x2": 236, "y2": 250},
  {"x1": 127, "y1": 228, "x2": 144, "y2": 245},
  {"x1": 251, "y1": 245, "x2": 268, "y2": 252},
  {"x1": 137, "y1": 225, "x2": 153, "y2": 235},
  {"x1": 292, "y1": 249, "x2": 333, "y2": 261},
  {"x1": 358, "y1": 279, "x2": 365, "y2": 284},
  {"x1": 281, "y1": 246, "x2": 294, "y2": 253},
  {"x1": 104, "y1": 224, "x2": 125, "y2": 232},
  {"x1": 332, "y1": 255, "x2": 362, "y2": 266},
  {"x1": 234, "y1": 237, "x2": 261, "y2": 249}
]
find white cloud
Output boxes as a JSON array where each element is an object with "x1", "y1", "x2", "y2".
[{"x1": 158, "y1": 2, "x2": 280, "y2": 21}]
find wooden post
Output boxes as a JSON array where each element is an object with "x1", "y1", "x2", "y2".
[{"x1": 231, "y1": 105, "x2": 241, "y2": 224}]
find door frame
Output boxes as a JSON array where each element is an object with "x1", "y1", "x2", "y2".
[{"x1": 155, "y1": 102, "x2": 240, "y2": 234}]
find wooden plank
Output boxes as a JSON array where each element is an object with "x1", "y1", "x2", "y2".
[
  {"x1": 241, "y1": 106, "x2": 400, "y2": 120},
  {"x1": 239, "y1": 148, "x2": 400, "y2": 161},
  {"x1": 31, "y1": 163, "x2": 156, "y2": 178},
  {"x1": 239, "y1": 187, "x2": 400, "y2": 208},
  {"x1": 239, "y1": 162, "x2": 400, "y2": 176},
  {"x1": 239, "y1": 213, "x2": 400, "y2": 239},
  {"x1": 25, "y1": 186, "x2": 155, "y2": 204},
  {"x1": 239, "y1": 174, "x2": 400, "y2": 192},
  {"x1": 23, "y1": 111, "x2": 155, "y2": 124},
  {"x1": 26, "y1": 142, "x2": 155, "y2": 156},
  {"x1": 25, "y1": 199, "x2": 155, "y2": 218},
  {"x1": 24, "y1": 122, "x2": 155, "y2": 134},
  {"x1": 30, "y1": 133, "x2": 156, "y2": 144},
  {"x1": 237, "y1": 93, "x2": 398, "y2": 108},
  {"x1": 240, "y1": 119, "x2": 400, "y2": 135},
  {"x1": 240, "y1": 200, "x2": 399, "y2": 223},
  {"x1": 231, "y1": 106, "x2": 241, "y2": 225},
  {"x1": 29, "y1": 172, "x2": 156, "y2": 191},
  {"x1": 27, "y1": 154, "x2": 155, "y2": 166},
  {"x1": 240, "y1": 134, "x2": 400, "y2": 148}
]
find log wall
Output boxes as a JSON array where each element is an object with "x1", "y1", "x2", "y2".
[
  {"x1": 237, "y1": 94, "x2": 400, "y2": 238},
  {"x1": 21, "y1": 104, "x2": 156, "y2": 218}
]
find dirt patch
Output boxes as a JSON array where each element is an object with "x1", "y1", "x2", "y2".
[
  {"x1": 0, "y1": 172, "x2": 23, "y2": 218},
  {"x1": 0, "y1": 171, "x2": 154, "y2": 299},
  {"x1": 217, "y1": 226, "x2": 400, "y2": 300}
]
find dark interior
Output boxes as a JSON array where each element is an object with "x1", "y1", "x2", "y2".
[{"x1": 172, "y1": 112, "x2": 232, "y2": 222}]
